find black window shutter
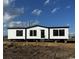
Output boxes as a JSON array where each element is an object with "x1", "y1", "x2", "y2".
[
  {"x1": 30, "y1": 30, "x2": 32, "y2": 36},
  {"x1": 34, "y1": 30, "x2": 37, "y2": 36}
]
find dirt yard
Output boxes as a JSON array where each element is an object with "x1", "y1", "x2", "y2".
[{"x1": 3, "y1": 42, "x2": 75, "y2": 59}]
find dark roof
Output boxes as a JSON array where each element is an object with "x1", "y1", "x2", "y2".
[
  {"x1": 26, "y1": 25, "x2": 48, "y2": 28},
  {"x1": 8, "y1": 25, "x2": 69, "y2": 29},
  {"x1": 49, "y1": 27, "x2": 69, "y2": 28},
  {"x1": 8, "y1": 27, "x2": 26, "y2": 29}
]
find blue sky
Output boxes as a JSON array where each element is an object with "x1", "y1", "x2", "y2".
[{"x1": 3, "y1": 0, "x2": 75, "y2": 36}]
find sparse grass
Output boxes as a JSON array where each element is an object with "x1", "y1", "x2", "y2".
[
  {"x1": 3, "y1": 41, "x2": 75, "y2": 49},
  {"x1": 3, "y1": 41, "x2": 75, "y2": 59},
  {"x1": 13, "y1": 42, "x2": 74, "y2": 48}
]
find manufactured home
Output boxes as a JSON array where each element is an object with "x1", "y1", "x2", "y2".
[
  {"x1": 8, "y1": 25, "x2": 69, "y2": 40},
  {"x1": 27, "y1": 25, "x2": 48, "y2": 39}
]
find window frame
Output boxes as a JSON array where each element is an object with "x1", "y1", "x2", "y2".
[
  {"x1": 59, "y1": 30, "x2": 65, "y2": 36},
  {"x1": 30, "y1": 30, "x2": 37, "y2": 36},
  {"x1": 53, "y1": 29, "x2": 65, "y2": 36},
  {"x1": 41, "y1": 30, "x2": 45, "y2": 38},
  {"x1": 53, "y1": 30, "x2": 58, "y2": 36},
  {"x1": 16, "y1": 30, "x2": 23, "y2": 36}
]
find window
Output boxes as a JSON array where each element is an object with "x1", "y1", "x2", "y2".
[
  {"x1": 41, "y1": 30, "x2": 45, "y2": 38},
  {"x1": 34, "y1": 30, "x2": 36, "y2": 36},
  {"x1": 53, "y1": 29, "x2": 65, "y2": 36},
  {"x1": 16, "y1": 30, "x2": 23, "y2": 36},
  {"x1": 59, "y1": 30, "x2": 65, "y2": 36},
  {"x1": 30, "y1": 30, "x2": 32, "y2": 36},
  {"x1": 53, "y1": 30, "x2": 58, "y2": 36},
  {"x1": 30, "y1": 30, "x2": 37, "y2": 36}
]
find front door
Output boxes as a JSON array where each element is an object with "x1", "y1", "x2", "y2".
[{"x1": 41, "y1": 30, "x2": 45, "y2": 38}]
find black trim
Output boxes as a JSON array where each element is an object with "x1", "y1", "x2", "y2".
[
  {"x1": 49, "y1": 27, "x2": 69, "y2": 28},
  {"x1": 8, "y1": 39, "x2": 68, "y2": 40},
  {"x1": 48, "y1": 28, "x2": 50, "y2": 39},
  {"x1": 27, "y1": 38, "x2": 48, "y2": 40},
  {"x1": 8, "y1": 25, "x2": 69, "y2": 29},
  {"x1": 8, "y1": 27, "x2": 26, "y2": 29},
  {"x1": 26, "y1": 25, "x2": 48, "y2": 29},
  {"x1": 9, "y1": 39, "x2": 25, "y2": 40},
  {"x1": 50, "y1": 39, "x2": 68, "y2": 40},
  {"x1": 25, "y1": 29, "x2": 27, "y2": 39}
]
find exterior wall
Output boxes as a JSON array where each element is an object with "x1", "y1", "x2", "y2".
[
  {"x1": 8, "y1": 29, "x2": 25, "y2": 39},
  {"x1": 50, "y1": 28, "x2": 69, "y2": 39},
  {"x1": 8, "y1": 26, "x2": 69, "y2": 40},
  {"x1": 26, "y1": 27, "x2": 48, "y2": 39}
]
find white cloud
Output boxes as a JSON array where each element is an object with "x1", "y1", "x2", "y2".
[
  {"x1": 3, "y1": 0, "x2": 14, "y2": 6},
  {"x1": 8, "y1": 21, "x2": 27, "y2": 27},
  {"x1": 25, "y1": 20, "x2": 39, "y2": 27},
  {"x1": 3, "y1": 0, "x2": 17, "y2": 22},
  {"x1": 51, "y1": 8, "x2": 59, "y2": 13},
  {"x1": 3, "y1": 0, "x2": 24, "y2": 22},
  {"x1": 3, "y1": 7, "x2": 24, "y2": 22},
  {"x1": 31, "y1": 20, "x2": 39, "y2": 25},
  {"x1": 37, "y1": 10, "x2": 42, "y2": 15},
  {"x1": 8, "y1": 21, "x2": 21, "y2": 27},
  {"x1": 32, "y1": 9, "x2": 42, "y2": 16},
  {"x1": 3, "y1": 0, "x2": 25, "y2": 36},
  {"x1": 3, "y1": 12, "x2": 16, "y2": 22},
  {"x1": 16, "y1": 21, "x2": 22, "y2": 24},
  {"x1": 3, "y1": 0, "x2": 10, "y2": 5},
  {"x1": 8, "y1": 22, "x2": 14, "y2": 27},
  {"x1": 44, "y1": 0, "x2": 50, "y2": 5},
  {"x1": 8, "y1": 20, "x2": 40, "y2": 27},
  {"x1": 66, "y1": 6, "x2": 71, "y2": 9}
]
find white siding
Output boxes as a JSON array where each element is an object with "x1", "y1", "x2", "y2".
[
  {"x1": 8, "y1": 26, "x2": 69, "y2": 40},
  {"x1": 8, "y1": 29, "x2": 25, "y2": 39},
  {"x1": 50, "y1": 28, "x2": 69, "y2": 39},
  {"x1": 27, "y1": 27, "x2": 48, "y2": 39}
]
